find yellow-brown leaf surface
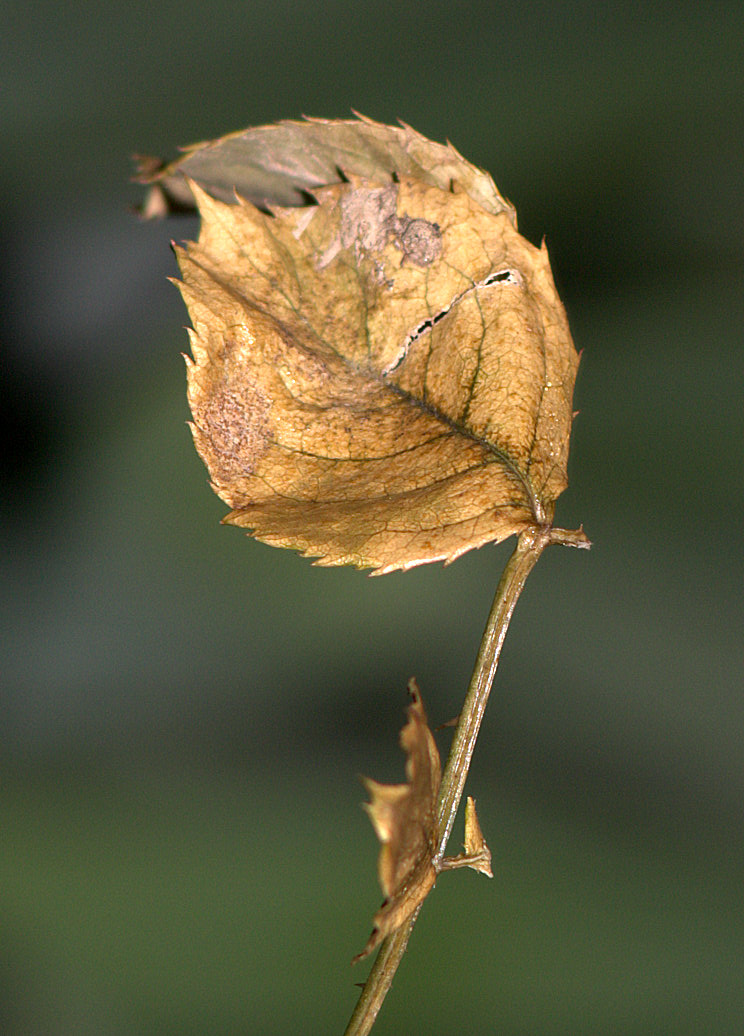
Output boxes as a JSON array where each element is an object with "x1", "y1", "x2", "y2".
[{"x1": 174, "y1": 118, "x2": 580, "y2": 572}]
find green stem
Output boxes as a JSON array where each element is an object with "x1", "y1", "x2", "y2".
[{"x1": 342, "y1": 524, "x2": 589, "y2": 1036}]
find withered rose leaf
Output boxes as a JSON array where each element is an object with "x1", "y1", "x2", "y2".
[{"x1": 170, "y1": 117, "x2": 580, "y2": 572}]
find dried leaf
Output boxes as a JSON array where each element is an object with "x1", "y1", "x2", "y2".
[
  {"x1": 440, "y1": 796, "x2": 493, "y2": 878},
  {"x1": 463, "y1": 797, "x2": 491, "y2": 873},
  {"x1": 171, "y1": 116, "x2": 580, "y2": 572},
  {"x1": 137, "y1": 114, "x2": 516, "y2": 220},
  {"x1": 353, "y1": 679, "x2": 440, "y2": 963}
]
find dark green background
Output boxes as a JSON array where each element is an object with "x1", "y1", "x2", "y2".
[{"x1": 2, "y1": 2, "x2": 742, "y2": 1033}]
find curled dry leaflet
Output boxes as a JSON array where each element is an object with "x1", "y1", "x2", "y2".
[
  {"x1": 353, "y1": 679, "x2": 492, "y2": 963},
  {"x1": 138, "y1": 114, "x2": 580, "y2": 575}
]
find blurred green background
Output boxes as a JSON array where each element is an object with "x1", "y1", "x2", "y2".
[{"x1": 2, "y1": 2, "x2": 743, "y2": 1033}]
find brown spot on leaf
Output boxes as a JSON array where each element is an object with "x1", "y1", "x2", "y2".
[{"x1": 200, "y1": 381, "x2": 270, "y2": 480}]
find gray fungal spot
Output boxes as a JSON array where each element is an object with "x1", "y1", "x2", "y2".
[
  {"x1": 339, "y1": 184, "x2": 399, "y2": 255},
  {"x1": 397, "y1": 217, "x2": 442, "y2": 267},
  {"x1": 326, "y1": 183, "x2": 442, "y2": 270}
]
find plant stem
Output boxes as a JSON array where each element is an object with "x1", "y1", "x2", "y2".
[
  {"x1": 435, "y1": 525, "x2": 547, "y2": 856},
  {"x1": 342, "y1": 524, "x2": 589, "y2": 1036}
]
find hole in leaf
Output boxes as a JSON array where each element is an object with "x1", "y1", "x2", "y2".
[{"x1": 482, "y1": 269, "x2": 520, "y2": 286}]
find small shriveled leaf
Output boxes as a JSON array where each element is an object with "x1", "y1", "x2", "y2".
[
  {"x1": 440, "y1": 796, "x2": 493, "y2": 878},
  {"x1": 462, "y1": 797, "x2": 492, "y2": 875},
  {"x1": 353, "y1": 679, "x2": 440, "y2": 963},
  {"x1": 171, "y1": 117, "x2": 580, "y2": 572}
]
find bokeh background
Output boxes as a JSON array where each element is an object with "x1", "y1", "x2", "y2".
[{"x1": 3, "y1": 2, "x2": 742, "y2": 1033}]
